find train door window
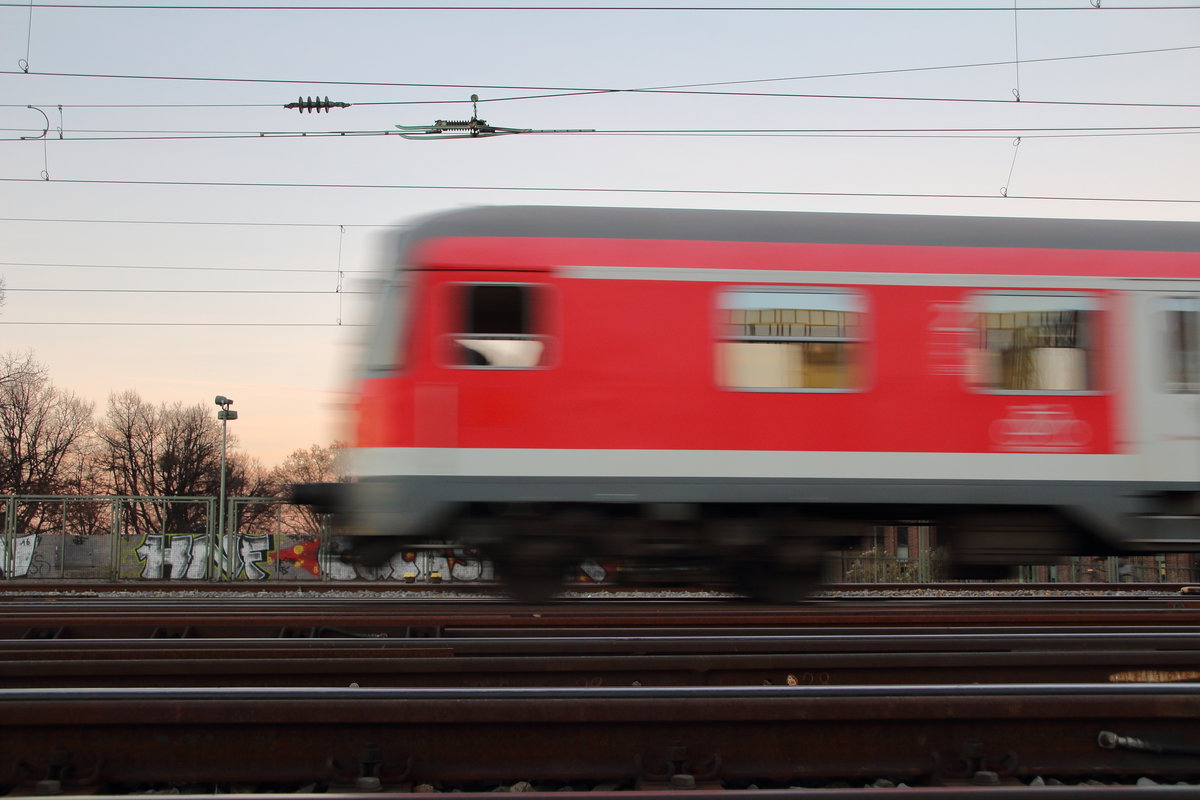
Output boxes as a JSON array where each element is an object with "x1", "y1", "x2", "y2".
[
  {"x1": 968, "y1": 293, "x2": 1097, "y2": 392},
  {"x1": 717, "y1": 288, "x2": 865, "y2": 390},
  {"x1": 363, "y1": 278, "x2": 409, "y2": 376},
  {"x1": 447, "y1": 283, "x2": 551, "y2": 368},
  {"x1": 1163, "y1": 297, "x2": 1200, "y2": 393}
]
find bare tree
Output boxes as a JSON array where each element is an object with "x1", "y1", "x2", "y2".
[
  {"x1": 270, "y1": 442, "x2": 345, "y2": 538},
  {"x1": 223, "y1": 450, "x2": 283, "y2": 534},
  {"x1": 96, "y1": 391, "x2": 288, "y2": 536},
  {"x1": 274, "y1": 442, "x2": 345, "y2": 485},
  {"x1": 97, "y1": 391, "x2": 227, "y2": 535},
  {"x1": 228, "y1": 451, "x2": 279, "y2": 499},
  {"x1": 0, "y1": 353, "x2": 95, "y2": 534},
  {"x1": 0, "y1": 350, "x2": 39, "y2": 390}
]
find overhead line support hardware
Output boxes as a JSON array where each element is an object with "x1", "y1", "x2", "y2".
[
  {"x1": 285, "y1": 96, "x2": 351, "y2": 113},
  {"x1": 395, "y1": 94, "x2": 593, "y2": 140}
]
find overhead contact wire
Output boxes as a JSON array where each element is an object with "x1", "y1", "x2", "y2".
[{"x1": 0, "y1": 176, "x2": 1195, "y2": 204}]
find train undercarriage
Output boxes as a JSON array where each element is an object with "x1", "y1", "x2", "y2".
[{"x1": 296, "y1": 479, "x2": 1200, "y2": 601}]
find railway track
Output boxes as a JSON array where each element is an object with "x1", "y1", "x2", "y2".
[
  {"x1": 5, "y1": 591, "x2": 1200, "y2": 636},
  {"x1": 4, "y1": 593, "x2": 1200, "y2": 794},
  {"x1": 6, "y1": 627, "x2": 1200, "y2": 689},
  {"x1": 5, "y1": 684, "x2": 1200, "y2": 792}
]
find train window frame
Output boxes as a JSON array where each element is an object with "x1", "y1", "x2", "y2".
[
  {"x1": 363, "y1": 276, "x2": 410, "y2": 376},
  {"x1": 966, "y1": 291, "x2": 1100, "y2": 394},
  {"x1": 1162, "y1": 296, "x2": 1200, "y2": 394},
  {"x1": 440, "y1": 281, "x2": 555, "y2": 370},
  {"x1": 715, "y1": 286, "x2": 867, "y2": 393}
]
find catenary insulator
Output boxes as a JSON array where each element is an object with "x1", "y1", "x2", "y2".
[{"x1": 283, "y1": 96, "x2": 351, "y2": 113}]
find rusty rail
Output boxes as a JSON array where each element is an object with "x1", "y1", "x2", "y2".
[
  {"x1": 6, "y1": 594, "x2": 1200, "y2": 640},
  {"x1": 4, "y1": 685, "x2": 1200, "y2": 791},
  {"x1": 5, "y1": 596, "x2": 1200, "y2": 792}
]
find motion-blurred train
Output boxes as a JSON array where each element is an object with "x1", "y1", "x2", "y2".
[{"x1": 296, "y1": 205, "x2": 1200, "y2": 600}]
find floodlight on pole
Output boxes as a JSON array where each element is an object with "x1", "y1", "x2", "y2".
[{"x1": 215, "y1": 396, "x2": 237, "y2": 578}]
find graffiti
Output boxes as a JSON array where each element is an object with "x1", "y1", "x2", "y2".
[
  {"x1": 990, "y1": 404, "x2": 1092, "y2": 452},
  {"x1": 0, "y1": 533, "x2": 39, "y2": 578},
  {"x1": 295, "y1": 544, "x2": 609, "y2": 582},
  {"x1": 231, "y1": 535, "x2": 273, "y2": 580},
  {"x1": 134, "y1": 533, "x2": 273, "y2": 580},
  {"x1": 135, "y1": 533, "x2": 212, "y2": 579},
  {"x1": 578, "y1": 559, "x2": 609, "y2": 584},
  {"x1": 427, "y1": 548, "x2": 493, "y2": 582},
  {"x1": 319, "y1": 541, "x2": 496, "y2": 582},
  {"x1": 2, "y1": 507, "x2": 612, "y2": 584},
  {"x1": 271, "y1": 539, "x2": 322, "y2": 578}
]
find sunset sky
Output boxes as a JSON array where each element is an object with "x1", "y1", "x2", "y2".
[{"x1": 1, "y1": 0, "x2": 1196, "y2": 465}]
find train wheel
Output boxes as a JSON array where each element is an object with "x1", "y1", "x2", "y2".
[
  {"x1": 730, "y1": 537, "x2": 824, "y2": 603},
  {"x1": 492, "y1": 536, "x2": 576, "y2": 603},
  {"x1": 732, "y1": 561, "x2": 820, "y2": 603}
]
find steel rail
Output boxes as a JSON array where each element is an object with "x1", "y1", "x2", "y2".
[
  {"x1": 1, "y1": 580, "x2": 1195, "y2": 595},
  {"x1": 27, "y1": 791, "x2": 1199, "y2": 800},
  {"x1": 3, "y1": 684, "x2": 1199, "y2": 789},
  {"x1": 8, "y1": 630, "x2": 1200, "y2": 650},
  {"x1": 5, "y1": 645, "x2": 1200, "y2": 689},
  {"x1": 6, "y1": 596, "x2": 1200, "y2": 641}
]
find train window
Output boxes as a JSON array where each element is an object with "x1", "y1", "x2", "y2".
[
  {"x1": 1164, "y1": 297, "x2": 1200, "y2": 393},
  {"x1": 716, "y1": 288, "x2": 864, "y2": 390},
  {"x1": 448, "y1": 283, "x2": 549, "y2": 369},
  {"x1": 969, "y1": 293, "x2": 1097, "y2": 392},
  {"x1": 363, "y1": 278, "x2": 409, "y2": 375}
]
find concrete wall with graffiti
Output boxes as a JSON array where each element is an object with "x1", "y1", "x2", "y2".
[
  {"x1": 1, "y1": 495, "x2": 614, "y2": 584},
  {"x1": 1, "y1": 528, "x2": 506, "y2": 584},
  {"x1": 2, "y1": 529, "x2": 619, "y2": 584}
]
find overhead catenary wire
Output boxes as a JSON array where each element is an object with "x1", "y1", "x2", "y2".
[
  {"x1": 19, "y1": 0, "x2": 33, "y2": 73},
  {"x1": 1, "y1": 42, "x2": 1197, "y2": 97},
  {"x1": 0, "y1": 320, "x2": 367, "y2": 326},
  {"x1": 0, "y1": 2, "x2": 1196, "y2": 10},
  {"x1": 4, "y1": 126, "x2": 1200, "y2": 142},
  {"x1": 0, "y1": 259, "x2": 380, "y2": 273},
  {"x1": 4, "y1": 91, "x2": 1199, "y2": 110},
  {"x1": 1010, "y1": 0, "x2": 1022, "y2": 102},
  {"x1": 1, "y1": 287, "x2": 372, "y2": 293},
  {"x1": 0, "y1": 31, "x2": 1189, "y2": 240},
  {"x1": 0, "y1": 175, "x2": 1196, "y2": 204},
  {"x1": 0, "y1": 216, "x2": 400, "y2": 228}
]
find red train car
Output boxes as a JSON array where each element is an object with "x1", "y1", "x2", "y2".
[{"x1": 302, "y1": 205, "x2": 1200, "y2": 600}]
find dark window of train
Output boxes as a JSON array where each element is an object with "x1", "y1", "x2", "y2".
[
  {"x1": 1164, "y1": 297, "x2": 1200, "y2": 393},
  {"x1": 970, "y1": 293, "x2": 1096, "y2": 392},
  {"x1": 450, "y1": 283, "x2": 548, "y2": 368},
  {"x1": 717, "y1": 289, "x2": 864, "y2": 390},
  {"x1": 467, "y1": 284, "x2": 529, "y2": 335}
]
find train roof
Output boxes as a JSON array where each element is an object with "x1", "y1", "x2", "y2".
[{"x1": 400, "y1": 205, "x2": 1200, "y2": 254}]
